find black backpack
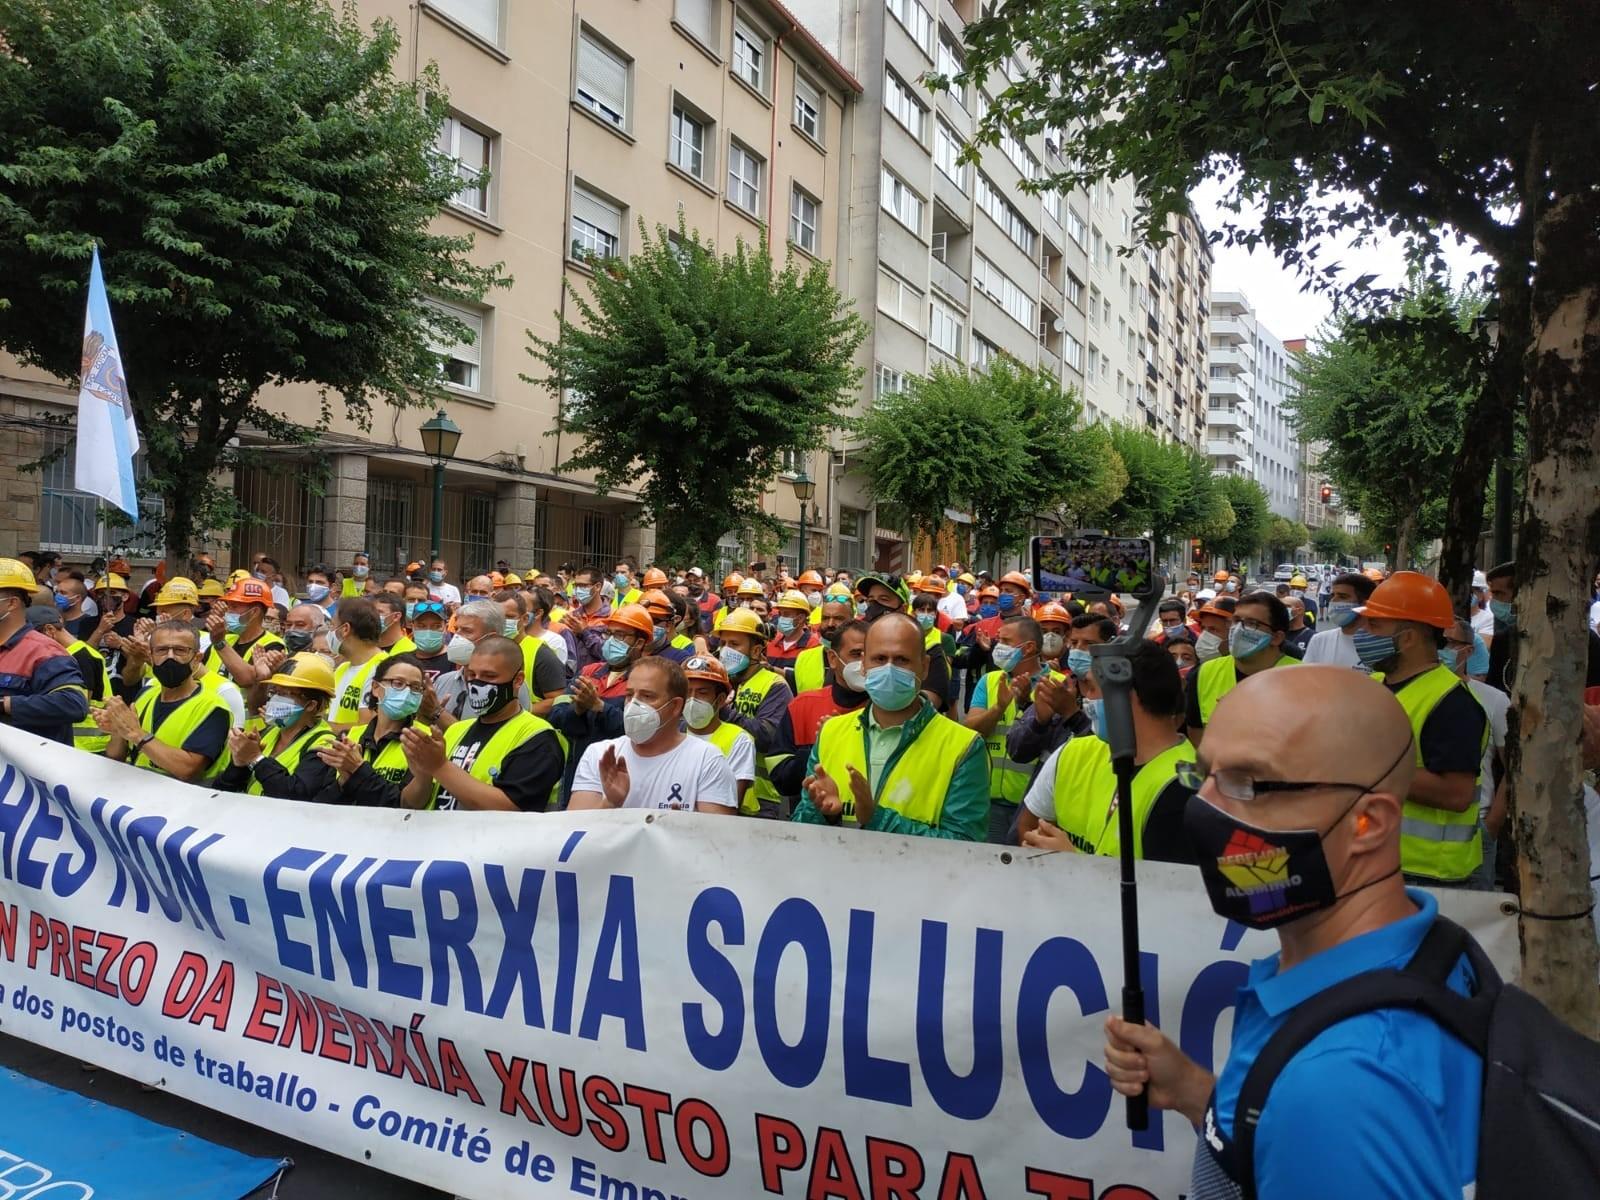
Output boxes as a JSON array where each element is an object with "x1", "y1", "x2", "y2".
[{"x1": 1226, "y1": 916, "x2": 1600, "y2": 1199}]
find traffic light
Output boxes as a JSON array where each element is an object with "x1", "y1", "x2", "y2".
[{"x1": 1320, "y1": 484, "x2": 1332, "y2": 502}]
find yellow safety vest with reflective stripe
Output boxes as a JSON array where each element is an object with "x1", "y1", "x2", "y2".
[
  {"x1": 1392, "y1": 665, "x2": 1486, "y2": 882},
  {"x1": 348, "y1": 719, "x2": 432, "y2": 785},
  {"x1": 203, "y1": 630, "x2": 284, "y2": 679},
  {"x1": 1050, "y1": 736, "x2": 1191, "y2": 857},
  {"x1": 332, "y1": 652, "x2": 386, "y2": 726},
  {"x1": 814, "y1": 704, "x2": 983, "y2": 827},
  {"x1": 1195, "y1": 653, "x2": 1298, "y2": 725},
  {"x1": 977, "y1": 667, "x2": 1067, "y2": 806},
  {"x1": 246, "y1": 721, "x2": 335, "y2": 796},
  {"x1": 697, "y1": 720, "x2": 758, "y2": 814},
  {"x1": 130, "y1": 683, "x2": 234, "y2": 779},
  {"x1": 436, "y1": 710, "x2": 566, "y2": 811},
  {"x1": 66, "y1": 640, "x2": 111, "y2": 754},
  {"x1": 793, "y1": 644, "x2": 827, "y2": 695},
  {"x1": 732, "y1": 667, "x2": 786, "y2": 807}
]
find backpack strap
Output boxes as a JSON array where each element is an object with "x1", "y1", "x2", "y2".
[{"x1": 1228, "y1": 916, "x2": 1498, "y2": 1199}]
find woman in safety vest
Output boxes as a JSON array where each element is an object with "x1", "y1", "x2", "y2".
[
  {"x1": 315, "y1": 654, "x2": 433, "y2": 806},
  {"x1": 217, "y1": 653, "x2": 339, "y2": 802}
]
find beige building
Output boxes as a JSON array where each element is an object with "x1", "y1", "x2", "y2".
[{"x1": 0, "y1": 0, "x2": 859, "y2": 579}]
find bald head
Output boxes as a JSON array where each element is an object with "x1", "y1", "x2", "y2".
[{"x1": 862, "y1": 611, "x2": 926, "y2": 676}]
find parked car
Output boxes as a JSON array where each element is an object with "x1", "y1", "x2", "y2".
[{"x1": 1273, "y1": 563, "x2": 1296, "y2": 582}]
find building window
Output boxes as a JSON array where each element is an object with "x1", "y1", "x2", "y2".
[
  {"x1": 880, "y1": 167, "x2": 924, "y2": 234},
  {"x1": 1066, "y1": 206, "x2": 1086, "y2": 249},
  {"x1": 937, "y1": 28, "x2": 967, "y2": 107},
  {"x1": 971, "y1": 334, "x2": 998, "y2": 369},
  {"x1": 789, "y1": 186, "x2": 819, "y2": 253},
  {"x1": 793, "y1": 75, "x2": 822, "y2": 142},
  {"x1": 436, "y1": 114, "x2": 493, "y2": 217},
  {"x1": 837, "y1": 506, "x2": 865, "y2": 571},
  {"x1": 570, "y1": 182, "x2": 622, "y2": 262},
  {"x1": 1088, "y1": 285, "x2": 1101, "y2": 325},
  {"x1": 973, "y1": 254, "x2": 1035, "y2": 329},
  {"x1": 576, "y1": 29, "x2": 629, "y2": 130},
  {"x1": 1064, "y1": 332, "x2": 1084, "y2": 372},
  {"x1": 38, "y1": 429, "x2": 161, "y2": 556},
  {"x1": 1065, "y1": 271, "x2": 1084, "y2": 309},
  {"x1": 1086, "y1": 343, "x2": 1100, "y2": 379},
  {"x1": 1043, "y1": 188, "x2": 1062, "y2": 223},
  {"x1": 885, "y1": 0, "x2": 934, "y2": 54},
  {"x1": 998, "y1": 126, "x2": 1038, "y2": 181},
  {"x1": 426, "y1": 299, "x2": 486, "y2": 393},
  {"x1": 673, "y1": 0, "x2": 717, "y2": 47},
  {"x1": 727, "y1": 139, "x2": 764, "y2": 214},
  {"x1": 670, "y1": 101, "x2": 709, "y2": 180},
  {"x1": 427, "y1": 0, "x2": 500, "y2": 46},
  {"x1": 732, "y1": 17, "x2": 767, "y2": 92},
  {"x1": 883, "y1": 70, "x2": 927, "y2": 143},
  {"x1": 875, "y1": 363, "x2": 906, "y2": 398},
  {"x1": 929, "y1": 298, "x2": 963, "y2": 359},
  {"x1": 975, "y1": 173, "x2": 1036, "y2": 255},
  {"x1": 935, "y1": 120, "x2": 968, "y2": 191},
  {"x1": 877, "y1": 267, "x2": 924, "y2": 332}
]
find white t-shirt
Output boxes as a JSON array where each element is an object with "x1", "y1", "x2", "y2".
[
  {"x1": 572, "y1": 735, "x2": 737, "y2": 810},
  {"x1": 430, "y1": 581, "x2": 463, "y2": 607},
  {"x1": 937, "y1": 591, "x2": 968, "y2": 621},
  {"x1": 1471, "y1": 605, "x2": 1495, "y2": 642},
  {"x1": 692, "y1": 725, "x2": 757, "y2": 783},
  {"x1": 1465, "y1": 678, "x2": 1508, "y2": 818},
  {"x1": 1303, "y1": 626, "x2": 1363, "y2": 668},
  {"x1": 539, "y1": 628, "x2": 571, "y2": 668},
  {"x1": 1023, "y1": 743, "x2": 1069, "y2": 821}
]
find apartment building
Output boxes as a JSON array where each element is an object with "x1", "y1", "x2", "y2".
[
  {"x1": 1205, "y1": 290, "x2": 1302, "y2": 520},
  {"x1": 0, "y1": 0, "x2": 859, "y2": 577}
]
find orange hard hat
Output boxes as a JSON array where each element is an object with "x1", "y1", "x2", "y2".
[
  {"x1": 915, "y1": 576, "x2": 947, "y2": 595},
  {"x1": 1364, "y1": 567, "x2": 1386, "y2": 581},
  {"x1": 722, "y1": 572, "x2": 744, "y2": 591},
  {"x1": 606, "y1": 603, "x2": 656, "y2": 638},
  {"x1": 222, "y1": 577, "x2": 271, "y2": 607},
  {"x1": 797, "y1": 570, "x2": 824, "y2": 589},
  {"x1": 489, "y1": 571, "x2": 505, "y2": 587},
  {"x1": 979, "y1": 585, "x2": 1000, "y2": 600},
  {"x1": 682, "y1": 654, "x2": 731, "y2": 690},
  {"x1": 1000, "y1": 571, "x2": 1032, "y2": 591},
  {"x1": 1197, "y1": 601, "x2": 1235, "y2": 621},
  {"x1": 642, "y1": 567, "x2": 669, "y2": 589},
  {"x1": 1035, "y1": 601, "x2": 1072, "y2": 627},
  {"x1": 1356, "y1": 570, "x2": 1453, "y2": 630},
  {"x1": 1214, "y1": 570, "x2": 1231, "y2": 582},
  {"x1": 640, "y1": 588, "x2": 674, "y2": 617}
]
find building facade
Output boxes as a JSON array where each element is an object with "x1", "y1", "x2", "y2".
[{"x1": 1205, "y1": 290, "x2": 1302, "y2": 520}]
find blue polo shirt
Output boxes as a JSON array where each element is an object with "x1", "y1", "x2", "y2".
[{"x1": 1201, "y1": 889, "x2": 1480, "y2": 1199}]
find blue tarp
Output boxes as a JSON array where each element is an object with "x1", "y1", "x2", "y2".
[{"x1": 0, "y1": 1069, "x2": 288, "y2": 1198}]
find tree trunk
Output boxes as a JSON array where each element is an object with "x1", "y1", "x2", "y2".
[
  {"x1": 1392, "y1": 509, "x2": 1417, "y2": 571},
  {"x1": 1437, "y1": 264, "x2": 1529, "y2": 609},
  {"x1": 1509, "y1": 189, "x2": 1600, "y2": 1035}
]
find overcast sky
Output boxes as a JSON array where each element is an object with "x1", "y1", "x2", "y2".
[{"x1": 1189, "y1": 178, "x2": 1491, "y2": 347}]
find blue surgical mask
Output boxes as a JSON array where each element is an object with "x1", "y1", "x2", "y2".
[
  {"x1": 1324, "y1": 601, "x2": 1359, "y2": 629},
  {"x1": 305, "y1": 583, "x2": 329, "y2": 603},
  {"x1": 53, "y1": 593, "x2": 73, "y2": 611},
  {"x1": 719, "y1": 645, "x2": 750, "y2": 677},
  {"x1": 428, "y1": 570, "x2": 444, "y2": 584},
  {"x1": 224, "y1": 612, "x2": 244, "y2": 634},
  {"x1": 405, "y1": 601, "x2": 418, "y2": 619},
  {"x1": 1082, "y1": 697, "x2": 1106, "y2": 740},
  {"x1": 325, "y1": 627, "x2": 343, "y2": 657},
  {"x1": 1438, "y1": 647, "x2": 1461, "y2": 670},
  {"x1": 915, "y1": 612, "x2": 936, "y2": 631},
  {"x1": 990, "y1": 643, "x2": 1024, "y2": 672},
  {"x1": 1466, "y1": 636, "x2": 1490, "y2": 677},
  {"x1": 413, "y1": 628, "x2": 445, "y2": 653},
  {"x1": 979, "y1": 603, "x2": 999, "y2": 620},
  {"x1": 997, "y1": 593, "x2": 1017, "y2": 612},
  {"x1": 1352, "y1": 630, "x2": 1399, "y2": 669},
  {"x1": 776, "y1": 615, "x2": 798, "y2": 635},
  {"x1": 1067, "y1": 648, "x2": 1093, "y2": 677},
  {"x1": 379, "y1": 685, "x2": 422, "y2": 720},
  {"x1": 1489, "y1": 598, "x2": 1514, "y2": 626},
  {"x1": 1229, "y1": 624, "x2": 1273, "y2": 659},
  {"x1": 262, "y1": 696, "x2": 305, "y2": 727},
  {"x1": 504, "y1": 618, "x2": 520, "y2": 638},
  {"x1": 573, "y1": 586, "x2": 593, "y2": 605},
  {"x1": 652, "y1": 625, "x2": 669, "y2": 647},
  {"x1": 601, "y1": 635, "x2": 633, "y2": 668},
  {"x1": 956, "y1": 583, "x2": 969, "y2": 596},
  {"x1": 864, "y1": 662, "x2": 921, "y2": 710},
  {"x1": 614, "y1": 573, "x2": 630, "y2": 590}
]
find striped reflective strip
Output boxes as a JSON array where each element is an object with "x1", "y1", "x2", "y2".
[{"x1": 1401, "y1": 817, "x2": 1478, "y2": 843}]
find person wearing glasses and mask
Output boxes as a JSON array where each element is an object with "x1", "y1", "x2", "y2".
[
  {"x1": 401, "y1": 635, "x2": 564, "y2": 812},
  {"x1": 1186, "y1": 591, "x2": 1298, "y2": 747},
  {"x1": 98, "y1": 623, "x2": 230, "y2": 780},
  {"x1": 316, "y1": 655, "x2": 434, "y2": 807},
  {"x1": 218, "y1": 654, "x2": 339, "y2": 802},
  {"x1": 1102, "y1": 667, "x2": 1481, "y2": 1200}
]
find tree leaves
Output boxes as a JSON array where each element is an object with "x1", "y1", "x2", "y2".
[{"x1": 527, "y1": 221, "x2": 866, "y2": 565}]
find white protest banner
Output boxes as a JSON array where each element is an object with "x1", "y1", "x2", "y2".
[{"x1": 0, "y1": 728, "x2": 1516, "y2": 1199}]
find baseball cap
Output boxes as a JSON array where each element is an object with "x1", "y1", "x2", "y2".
[{"x1": 26, "y1": 604, "x2": 61, "y2": 629}]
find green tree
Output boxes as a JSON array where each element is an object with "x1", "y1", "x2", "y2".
[
  {"x1": 855, "y1": 364, "x2": 1017, "y2": 550},
  {"x1": 0, "y1": 0, "x2": 503, "y2": 563},
  {"x1": 1289, "y1": 280, "x2": 1481, "y2": 566},
  {"x1": 957, "y1": 0, "x2": 1600, "y2": 1021},
  {"x1": 1207, "y1": 475, "x2": 1272, "y2": 565},
  {"x1": 1062, "y1": 423, "x2": 1128, "y2": 528},
  {"x1": 1265, "y1": 516, "x2": 1311, "y2": 561},
  {"x1": 1310, "y1": 525, "x2": 1351, "y2": 561},
  {"x1": 528, "y1": 224, "x2": 865, "y2": 564}
]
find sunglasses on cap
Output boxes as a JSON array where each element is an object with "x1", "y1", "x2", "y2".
[{"x1": 412, "y1": 601, "x2": 446, "y2": 617}]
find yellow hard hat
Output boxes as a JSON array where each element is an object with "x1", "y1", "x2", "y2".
[
  {"x1": 736, "y1": 577, "x2": 766, "y2": 598},
  {"x1": 229, "y1": 568, "x2": 252, "y2": 584},
  {"x1": 503, "y1": 572, "x2": 523, "y2": 586},
  {"x1": 90, "y1": 572, "x2": 129, "y2": 593},
  {"x1": 0, "y1": 557, "x2": 37, "y2": 593},
  {"x1": 775, "y1": 589, "x2": 812, "y2": 613},
  {"x1": 718, "y1": 607, "x2": 766, "y2": 637},
  {"x1": 1289, "y1": 575, "x2": 1308, "y2": 588},
  {"x1": 198, "y1": 578, "x2": 225, "y2": 599},
  {"x1": 264, "y1": 653, "x2": 337, "y2": 696},
  {"x1": 154, "y1": 577, "x2": 200, "y2": 608}
]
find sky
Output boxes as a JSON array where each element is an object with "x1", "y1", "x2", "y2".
[{"x1": 1189, "y1": 177, "x2": 1491, "y2": 347}]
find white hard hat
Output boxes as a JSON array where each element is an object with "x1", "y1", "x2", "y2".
[
  {"x1": 1196, "y1": 587, "x2": 1217, "y2": 602},
  {"x1": 1472, "y1": 569, "x2": 1488, "y2": 590}
]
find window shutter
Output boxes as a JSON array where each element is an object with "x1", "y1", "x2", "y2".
[
  {"x1": 572, "y1": 187, "x2": 621, "y2": 241},
  {"x1": 577, "y1": 34, "x2": 627, "y2": 118},
  {"x1": 432, "y1": 0, "x2": 500, "y2": 42},
  {"x1": 674, "y1": 0, "x2": 715, "y2": 44}
]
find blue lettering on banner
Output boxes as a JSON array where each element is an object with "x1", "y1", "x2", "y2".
[
  {"x1": 843, "y1": 909, "x2": 911, "y2": 1106},
  {"x1": 483, "y1": 864, "x2": 546, "y2": 1025},
  {"x1": 753, "y1": 897, "x2": 832, "y2": 1089},
  {"x1": 916, "y1": 920, "x2": 1004, "y2": 1121},
  {"x1": 683, "y1": 887, "x2": 745, "y2": 1072},
  {"x1": 1017, "y1": 935, "x2": 1112, "y2": 1140}
]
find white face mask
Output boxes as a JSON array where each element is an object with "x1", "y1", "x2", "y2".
[
  {"x1": 684, "y1": 697, "x2": 717, "y2": 731},
  {"x1": 445, "y1": 634, "x2": 475, "y2": 665},
  {"x1": 623, "y1": 698, "x2": 669, "y2": 743},
  {"x1": 1041, "y1": 632, "x2": 1066, "y2": 658},
  {"x1": 1195, "y1": 630, "x2": 1224, "y2": 662},
  {"x1": 840, "y1": 660, "x2": 868, "y2": 692}
]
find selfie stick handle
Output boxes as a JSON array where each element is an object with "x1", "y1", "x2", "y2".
[{"x1": 1088, "y1": 573, "x2": 1163, "y2": 1132}]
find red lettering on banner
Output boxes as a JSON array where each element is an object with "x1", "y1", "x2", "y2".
[
  {"x1": 48, "y1": 916, "x2": 70, "y2": 977},
  {"x1": 755, "y1": 1113, "x2": 807, "y2": 1194},
  {"x1": 623, "y1": 1083, "x2": 672, "y2": 1163},
  {"x1": 809, "y1": 1127, "x2": 865, "y2": 1200},
  {"x1": 90, "y1": 931, "x2": 126, "y2": 998},
  {"x1": 312, "y1": 996, "x2": 351, "y2": 1063},
  {"x1": 188, "y1": 960, "x2": 234, "y2": 1029},
  {"x1": 486, "y1": 1051, "x2": 544, "y2": 1123},
  {"x1": 867, "y1": 1136, "x2": 927, "y2": 1199},
  {"x1": 531, "y1": 1061, "x2": 582, "y2": 1135},
  {"x1": 162, "y1": 951, "x2": 209, "y2": 1019},
  {"x1": 0, "y1": 902, "x2": 17, "y2": 961},
  {"x1": 243, "y1": 973, "x2": 284, "y2": 1043},
  {"x1": 1098, "y1": 1187, "x2": 1160, "y2": 1199},
  {"x1": 675, "y1": 1098, "x2": 731, "y2": 1177},
  {"x1": 583, "y1": 1075, "x2": 627, "y2": 1151},
  {"x1": 1024, "y1": 1168, "x2": 1095, "y2": 1200},
  {"x1": 937, "y1": 1153, "x2": 988, "y2": 1200},
  {"x1": 26, "y1": 911, "x2": 47, "y2": 967}
]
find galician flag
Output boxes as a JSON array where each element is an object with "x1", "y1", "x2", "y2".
[{"x1": 74, "y1": 245, "x2": 141, "y2": 521}]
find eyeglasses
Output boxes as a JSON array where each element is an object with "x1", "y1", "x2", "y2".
[
  {"x1": 380, "y1": 679, "x2": 426, "y2": 695},
  {"x1": 1234, "y1": 617, "x2": 1274, "y2": 634},
  {"x1": 1178, "y1": 738, "x2": 1413, "y2": 805}
]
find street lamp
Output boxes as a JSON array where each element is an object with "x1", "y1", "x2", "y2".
[
  {"x1": 788, "y1": 466, "x2": 816, "y2": 575},
  {"x1": 419, "y1": 409, "x2": 462, "y2": 564}
]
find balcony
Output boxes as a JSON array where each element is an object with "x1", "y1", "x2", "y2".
[
  {"x1": 1211, "y1": 316, "x2": 1252, "y2": 341},
  {"x1": 1211, "y1": 345, "x2": 1254, "y2": 370},
  {"x1": 930, "y1": 256, "x2": 969, "y2": 308},
  {"x1": 1205, "y1": 404, "x2": 1249, "y2": 431},
  {"x1": 1207, "y1": 436, "x2": 1250, "y2": 463},
  {"x1": 1208, "y1": 374, "x2": 1249, "y2": 401}
]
